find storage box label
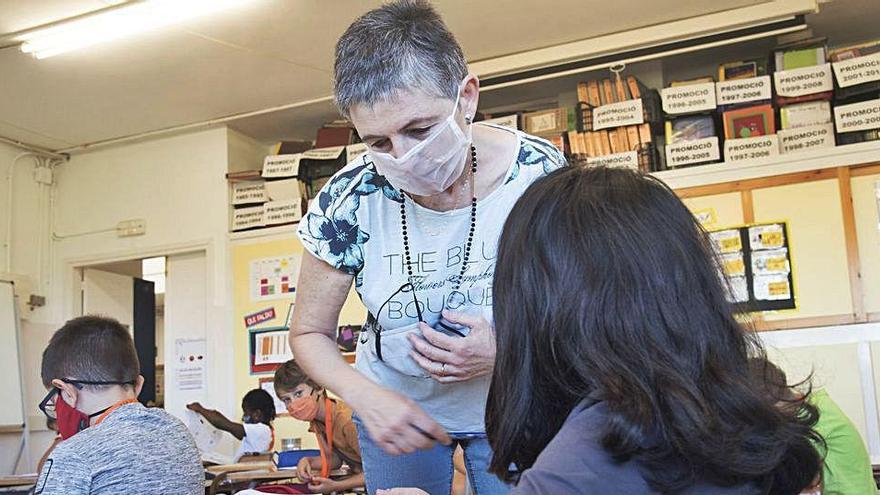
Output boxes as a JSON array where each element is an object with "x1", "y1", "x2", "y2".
[
  {"x1": 834, "y1": 98, "x2": 880, "y2": 133},
  {"x1": 833, "y1": 52, "x2": 880, "y2": 88},
  {"x1": 346, "y1": 143, "x2": 369, "y2": 163},
  {"x1": 483, "y1": 114, "x2": 519, "y2": 129},
  {"x1": 665, "y1": 137, "x2": 720, "y2": 167},
  {"x1": 232, "y1": 206, "x2": 265, "y2": 231},
  {"x1": 264, "y1": 200, "x2": 303, "y2": 225},
  {"x1": 723, "y1": 135, "x2": 780, "y2": 162},
  {"x1": 302, "y1": 146, "x2": 346, "y2": 161},
  {"x1": 586, "y1": 151, "x2": 639, "y2": 169},
  {"x1": 661, "y1": 83, "x2": 717, "y2": 114},
  {"x1": 262, "y1": 154, "x2": 301, "y2": 178},
  {"x1": 774, "y1": 64, "x2": 833, "y2": 97},
  {"x1": 778, "y1": 124, "x2": 835, "y2": 153},
  {"x1": 233, "y1": 181, "x2": 267, "y2": 205},
  {"x1": 592, "y1": 99, "x2": 644, "y2": 130},
  {"x1": 715, "y1": 76, "x2": 772, "y2": 105}
]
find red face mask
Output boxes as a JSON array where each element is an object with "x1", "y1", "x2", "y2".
[
  {"x1": 55, "y1": 395, "x2": 102, "y2": 440},
  {"x1": 45, "y1": 379, "x2": 136, "y2": 439}
]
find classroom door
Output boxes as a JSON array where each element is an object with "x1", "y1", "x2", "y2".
[
  {"x1": 163, "y1": 251, "x2": 208, "y2": 421},
  {"x1": 133, "y1": 278, "x2": 156, "y2": 405},
  {"x1": 81, "y1": 268, "x2": 157, "y2": 405}
]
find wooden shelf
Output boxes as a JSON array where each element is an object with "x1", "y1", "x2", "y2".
[
  {"x1": 653, "y1": 140, "x2": 880, "y2": 190},
  {"x1": 228, "y1": 224, "x2": 298, "y2": 241}
]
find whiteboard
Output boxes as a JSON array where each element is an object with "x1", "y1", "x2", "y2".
[{"x1": 0, "y1": 281, "x2": 24, "y2": 427}]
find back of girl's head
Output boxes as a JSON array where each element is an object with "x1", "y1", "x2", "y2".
[
  {"x1": 487, "y1": 166, "x2": 821, "y2": 493},
  {"x1": 242, "y1": 389, "x2": 276, "y2": 424}
]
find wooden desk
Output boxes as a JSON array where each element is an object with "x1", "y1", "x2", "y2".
[
  {"x1": 206, "y1": 466, "x2": 351, "y2": 495},
  {"x1": 0, "y1": 475, "x2": 36, "y2": 495},
  {"x1": 0, "y1": 475, "x2": 36, "y2": 488}
]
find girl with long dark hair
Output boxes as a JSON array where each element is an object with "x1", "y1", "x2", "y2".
[{"x1": 486, "y1": 166, "x2": 822, "y2": 494}]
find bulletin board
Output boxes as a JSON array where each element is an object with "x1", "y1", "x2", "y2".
[
  {"x1": 710, "y1": 222, "x2": 796, "y2": 313},
  {"x1": 680, "y1": 166, "x2": 880, "y2": 328}
]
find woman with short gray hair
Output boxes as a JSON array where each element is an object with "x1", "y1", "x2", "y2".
[{"x1": 290, "y1": 1, "x2": 566, "y2": 493}]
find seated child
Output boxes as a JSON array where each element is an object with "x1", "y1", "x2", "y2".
[
  {"x1": 188, "y1": 388, "x2": 276, "y2": 461},
  {"x1": 35, "y1": 315, "x2": 202, "y2": 494},
  {"x1": 749, "y1": 358, "x2": 876, "y2": 495},
  {"x1": 273, "y1": 359, "x2": 365, "y2": 494},
  {"x1": 380, "y1": 167, "x2": 824, "y2": 495}
]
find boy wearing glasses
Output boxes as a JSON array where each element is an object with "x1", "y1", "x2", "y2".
[{"x1": 35, "y1": 315, "x2": 202, "y2": 494}]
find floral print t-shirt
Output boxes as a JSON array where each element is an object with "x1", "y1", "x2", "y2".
[{"x1": 297, "y1": 123, "x2": 566, "y2": 432}]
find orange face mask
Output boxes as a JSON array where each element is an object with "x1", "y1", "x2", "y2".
[{"x1": 287, "y1": 392, "x2": 319, "y2": 421}]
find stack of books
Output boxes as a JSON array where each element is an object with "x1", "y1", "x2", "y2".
[{"x1": 569, "y1": 75, "x2": 656, "y2": 171}]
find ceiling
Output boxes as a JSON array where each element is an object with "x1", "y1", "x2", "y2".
[{"x1": 0, "y1": 0, "x2": 874, "y2": 153}]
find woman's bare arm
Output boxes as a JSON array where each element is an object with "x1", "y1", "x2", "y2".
[{"x1": 290, "y1": 253, "x2": 449, "y2": 454}]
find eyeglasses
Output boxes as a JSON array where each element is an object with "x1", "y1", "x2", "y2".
[
  {"x1": 369, "y1": 283, "x2": 424, "y2": 362},
  {"x1": 38, "y1": 379, "x2": 136, "y2": 420}
]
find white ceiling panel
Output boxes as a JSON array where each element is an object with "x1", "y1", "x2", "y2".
[{"x1": 0, "y1": 0, "x2": 860, "y2": 152}]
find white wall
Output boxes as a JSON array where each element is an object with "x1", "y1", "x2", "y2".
[
  {"x1": 81, "y1": 268, "x2": 134, "y2": 327},
  {"x1": 0, "y1": 127, "x2": 244, "y2": 471}
]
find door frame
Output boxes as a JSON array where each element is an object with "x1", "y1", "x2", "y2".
[{"x1": 64, "y1": 239, "x2": 213, "y2": 322}]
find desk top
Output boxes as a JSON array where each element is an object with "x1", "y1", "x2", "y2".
[{"x1": 0, "y1": 475, "x2": 37, "y2": 488}]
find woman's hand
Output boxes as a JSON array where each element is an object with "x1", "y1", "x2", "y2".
[
  {"x1": 408, "y1": 310, "x2": 496, "y2": 383},
  {"x1": 185, "y1": 402, "x2": 204, "y2": 414},
  {"x1": 350, "y1": 383, "x2": 450, "y2": 456}
]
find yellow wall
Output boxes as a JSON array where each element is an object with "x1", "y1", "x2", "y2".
[
  {"x1": 682, "y1": 192, "x2": 744, "y2": 229},
  {"x1": 231, "y1": 233, "x2": 366, "y2": 450},
  {"x1": 852, "y1": 174, "x2": 880, "y2": 314},
  {"x1": 752, "y1": 180, "x2": 853, "y2": 320}
]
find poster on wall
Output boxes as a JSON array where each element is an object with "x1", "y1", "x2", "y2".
[
  {"x1": 254, "y1": 329, "x2": 293, "y2": 366},
  {"x1": 250, "y1": 255, "x2": 299, "y2": 302},
  {"x1": 174, "y1": 338, "x2": 206, "y2": 392},
  {"x1": 709, "y1": 221, "x2": 796, "y2": 313},
  {"x1": 260, "y1": 378, "x2": 288, "y2": 415},
  {"x1": 249, "y1": 326, "x2": 291, "y2": 375},
  {"x1": 337, "y1": 324, "x2": 362, "y2": 354}
]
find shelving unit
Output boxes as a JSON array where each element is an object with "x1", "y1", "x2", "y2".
[{"x1": 655, "y1": 139, "x2": 880, "y2": 190}]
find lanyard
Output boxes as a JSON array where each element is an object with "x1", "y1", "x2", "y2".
[
  {"x1": 94, "y1": 398, "x2": 138, "y2": 425},
  {"x1": 316, "y1": 397, "x2": 334, "y2": 478}
]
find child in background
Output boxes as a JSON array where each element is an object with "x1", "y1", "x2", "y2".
[
  {"x1": 35, "y1": 315, "x2": 203, "y2": 494},
  {"x1": 188, "y1": 388, "x2": 277, "y2": 461},
  {"x1": 749, "y1": 358, "x2": 876, "y2": 495},
  {"x1": 273, "y1": 359, "x2": 365, "y2": 494}
]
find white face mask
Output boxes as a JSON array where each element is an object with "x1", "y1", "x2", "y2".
[{"x1": 368, "y1": 85, "x2": 472, "y2": 196}]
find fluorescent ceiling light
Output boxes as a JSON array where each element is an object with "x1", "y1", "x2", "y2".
[{"x1": 18, "y1": 0, "x2": 248, "y2": 59}]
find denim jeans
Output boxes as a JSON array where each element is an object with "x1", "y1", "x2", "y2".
[{"x1": 355, "y1": 421, "x2": 510, "y2": 495}]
